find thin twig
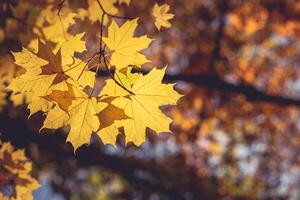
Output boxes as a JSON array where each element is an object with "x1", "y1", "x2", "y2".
[
  {"x1": 95, "y1": 0, "x2": 134, "y2": 20},
  {"x1": 77, "y1": 52, "x2": 101, "y2": 81},
  {"x1": 103, "y1": 56, "x2": 135, "y2": 95},
  {"x1": 57, "y1": 0, "x2": 66, "y2": 16},
  {"x1": 95, "y1": 2, "x2": 135, "y2": 95},
  {"x1": 99, "y1": 12, "x2": 105, "y2": 62}
]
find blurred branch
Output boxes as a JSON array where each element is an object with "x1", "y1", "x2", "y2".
[
  {"x1": 0, "y1": 112, "x2": 215, "y2": 199},
  {"x1": 208, "y1": 1, "x2": 228, "y2": 74},
  {"x1": 97, "y1": 69, "x2": 300, "y2": 107},
  {"x1": 187, "y1": 1, "x2": 229, "y2": 136},
  {"x1": 165, "y1": 73, "x2": 300, "y2": 107},
  {"x1": 0, "y1": 113, "x2": 176, "y2": 198}
]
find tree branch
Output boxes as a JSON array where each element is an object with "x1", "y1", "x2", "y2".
[
  {"x1": 207, "y1": 1, "x2": 228, "y2": 74},
  {"x1": 0, "y1": 112, "x2": 187, "y2": 199},
  {"x1": 97, "y1": 69, "x2": 300, "y2": 107},
  {"x1": 165, "y1": 73, "x2": 300, "y2": 107}
]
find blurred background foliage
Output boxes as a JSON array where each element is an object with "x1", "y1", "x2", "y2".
[{"x1": 1, "y1": 0, "x2": 300, "y2": 199}]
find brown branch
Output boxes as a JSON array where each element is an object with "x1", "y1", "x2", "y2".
[
  {"x1": 166, "y1": 73, "x2": 300, "y2": 107},
  {"x1": 102, "y1": 56, "x2": 135, "y2": 95},
  {"x1": 0, "y1": 112, "x2": 194, "y2": 200},
  {"x1": 188, "y1": 1, "x2": 229, "y2": 135},
  {"x1": 96, "y1": 69, "x2": 300, "y2": 107},
  {"x1": 95, "y1": 1, "x2": 135, "y2": 96},
  {"x1": 208, "y1": 1, "x2": 228, "y2": 74},
  {"x1": 57, "y1": 0, "x2": 66, "y2": 16}
]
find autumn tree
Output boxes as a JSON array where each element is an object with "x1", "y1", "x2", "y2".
[{"x1": 1, "y1": 0, "x2": 300, "y2": 199}]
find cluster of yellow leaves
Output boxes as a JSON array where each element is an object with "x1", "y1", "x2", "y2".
[
  {"x1": 6, "y1": 1, "x2": 180, "y2": 152},
  {"x1": 8, "y1": 40, "x2": 92, "y2": 116},
  {"x1": 0, "y1": 141, "x2": 39, "y2": 200}
]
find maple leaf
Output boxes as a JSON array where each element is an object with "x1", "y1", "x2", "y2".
[
  {"x1": 23, "y1": 41, "x2": 90, "y2": 85},
  {"x1": 103, "y1": 19, "x2": 153, "y2": 69},
  {"x1": 8, "y1": 40, "x2": 95, "y2": 116},
  {"x1": 0, "y1": 141, "x2": 40, "y2": 200},
  {"x1": 152, "y1": 3, "x2": 175, "y2": 31},
  {"x1": 8, "y1": 41, "x2": 67, "y2": 99},
  {"x1": 100, "y1": 67, "x2": 182, "y2": 146},
  {"x1": 42, "y1": 86, "x2": 107, "y2": 151}
]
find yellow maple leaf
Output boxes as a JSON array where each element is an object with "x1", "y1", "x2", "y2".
[
  {"x1": 8, "y1": 41, "x2": 69, "y2": 100},
  {"x1": 100, "y1": 67, "x2": 182, "y2": 146},
  {"x1": 152, "y1": 3, "x2": 174, "y2": 31},
  {"x1": 0, "y1": 141, "x2": 40, "y2": 200},
  {"x1": 103, "y1": 19, "x2": 153, "y2": 69},
  {"x1": 42, "y1": 86, "x2": 107, "y2": 151},
  {"x1": 8, "y1": 40, "x2": 95, "y2": 116},
  {"x1": 16, "y1": 41, "x2": 91, "y2": 87}
]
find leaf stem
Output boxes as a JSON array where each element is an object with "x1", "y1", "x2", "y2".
[
  {"x1": 57, "y1": 0, "x2": 66, "y2": 16},
  {"x1": 76, "y1": 52, "x2": 100, "y2": 81},
  {"x1": 103, "y1": 56, "x2": 135, "y2": 95}
]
